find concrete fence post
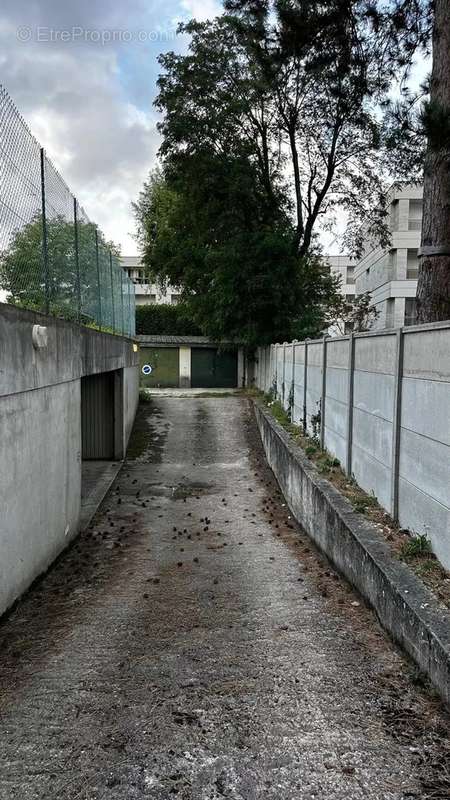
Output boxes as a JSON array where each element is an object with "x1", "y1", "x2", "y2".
[
  {"x1": 346, "y1": 333, "x2": 356, "y2": 476},
  {"x1": 282, "y1": 343, "x2": 287, "y2": 406},
  {"x1": 274, "y1": 345, "x2": 277, "y2": 396},
  {"x1": 320, "y1": 335, "x2": 328, "y2": 449},
  {"x1": 303, "y1": 339, "x2": 309, "y2": 433},
  {"x1": 390, "y1": 328, "x2": 405, "y2": 521},
  {"x1": 291, "y1": 341, "x2": 297, "y2": 422}
]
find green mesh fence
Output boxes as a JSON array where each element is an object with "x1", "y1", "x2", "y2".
[{"x1": 0, "y1": 84, "x2": 135, "y2": 337}]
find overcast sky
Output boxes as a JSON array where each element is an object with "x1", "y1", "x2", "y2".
[
  {"x1": 0, "y1": 0, "x2": 222, "y2": 255},
  {"x1": 1, "y1": 2, "x2": 429, "y2": 258}
]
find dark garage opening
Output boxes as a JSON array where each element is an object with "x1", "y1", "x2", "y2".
[
  {"x1": 191, "y1": 348, "x2": 238, "y2": 389},
  {"x1": 81, "y1": 372, "x2": 115, "y2": 460},
  {"x1": 80, "y1": 371, "x2": 122, "y2": 531}
]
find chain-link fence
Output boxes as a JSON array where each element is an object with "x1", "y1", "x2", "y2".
[{"x1": 0, "y1": 84, "x2": 135, "y2": 337}]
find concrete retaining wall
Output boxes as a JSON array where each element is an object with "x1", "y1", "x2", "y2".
[
  {"x1": 254, "y1": 400, "x2": 450, "y2": 707},
  {"x1": 254, "y1": 321, "x2": 450, "y2": 569},
  {"x1": 0, "y1": 303, "x2": 139, "y2": 616}
]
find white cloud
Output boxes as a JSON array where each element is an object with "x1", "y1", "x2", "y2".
[
  {"x1": 180, "y1": 0, "x2": 223, "y2": 22},
  {"x1": 0, "y1": 0, "x2": 179, "y2": 254}
]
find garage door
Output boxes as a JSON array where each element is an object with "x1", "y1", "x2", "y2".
[
  {"x1": 81, "y1": 372, "x2": 115, "y2": 459},
  {"x1": 140, "y1": 347, "x2": 179, "y2": 388},
  {"x1": 191, "y1": 348, "x2": 238, "y2": 389}
]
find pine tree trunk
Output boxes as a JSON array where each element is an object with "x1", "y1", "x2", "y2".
[{"x1": 417, "y1": 0, "x2": 450, "y2": 323}]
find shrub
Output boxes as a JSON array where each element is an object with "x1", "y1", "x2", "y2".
[{"x1": 136, "y1": 303, "x2": 203, "y2": 336}]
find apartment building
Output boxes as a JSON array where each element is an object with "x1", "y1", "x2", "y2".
[
  {"x1": 326, "y1": 254, "x2": 357, "y2": 335},
  {"x1": 353, "y1": 183, "x2": 422, "y2": 329},
  {"x1": 121, "y1": 256, "x2": 180, "y2": 306}
]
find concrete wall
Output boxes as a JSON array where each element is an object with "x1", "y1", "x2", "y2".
[
  {"x1": 123, "y1": 365, "x2": 140, "y2": 450},
  {"x1": 179, "y1": 346, "x2": 191, "y2": 389},
  {"x1": 254, "y1": 401, "x2": 450, "y2": 707},
  {"x1": 254, "y1": 321, "x2": 450, "y2": 568},
  {"x1": 0, "y1": 303, "x2": 139, "y2": 616}
]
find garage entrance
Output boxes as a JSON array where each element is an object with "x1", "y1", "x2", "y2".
[
  {"x1": 191, "y1": 348, "x2": 238, "y2": 389},
  {"x1": 81, "y1": 372, "x2": 115, "y2": 459},
  {"x1": 140, "y1": 347, "x2": 180, "y2": 388}
]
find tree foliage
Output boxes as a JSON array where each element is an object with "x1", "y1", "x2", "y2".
[
  {"x1": 0, "y1": 213, "x2": 121, "y2": 323},
  {"x1": 135, "y1": 302, "x2": 203, "y2": 336},
  {"x1": 134, "y1": 164, "x2": 343, "y2": 345},
  {"x1": 135, "y1": 0, "x2": 433, "y2": 343}
]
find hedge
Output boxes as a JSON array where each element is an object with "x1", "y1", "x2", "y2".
[{"x1": 135, "y1": 303, "x2": 203, "y2": 336}]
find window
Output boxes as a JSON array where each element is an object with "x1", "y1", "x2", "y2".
[
  {"x1": 346, "y1": 267, "x2": 355, "y2": 285},
  {"x1": 405, "y1": 298, "x2": 417, "y2": 326},
  {"x1": 407, "y1": 249, "x2": 419, "y2": 280},
  {"x1": 171, "y1": 294, "x2": 181, "y2": 304},
  {"x1": 408, "y1": 199, "x2": 422, "y2": 231},
  {"x1": 386, "y1": 298, "x2": 395, "y2": 328},
  {"x1": 390, "y1": 199, "x2": 399, "y2": 231}
]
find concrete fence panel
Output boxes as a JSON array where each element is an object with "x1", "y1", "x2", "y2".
[
  {"x1": 253, "y1": 322, "x2": 450, "y2": 570},
  {"x1": 305, "y1": 341, "x2": 323, "y2": 435},
  {"x1": 351, "y1": 333, "x2": 397, "y2": 511},
  {"x1": 276, "y1": 345, "x2": 284, "y2": 402},
  {"x1": 293, "y1": 343, "x2": 305, "y2": 426},
  {"x1": 283, "y1": 344, "x2": 294, "y2": 412},
  {"x1": 398, "y1": 326, "x2": 450, "y2": 565},
  {"x1": 324, "y1": 337, "x2": 350, "y2": 468}
]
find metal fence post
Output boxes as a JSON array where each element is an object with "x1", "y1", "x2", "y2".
[
  {"x1": 73, "y1": 198, "x2": 81, "y2": 323},
  {"x1": 120, "y1": 268, "x2": 125, "y2": 335},
  {"x1": 109, "y1": 251, "x2": 115, "y2": 332},
  {"x1": 39, "y1": 148, "x2": 50, "y2": 315},
  {"x1": 320, "y1": 335, "x2": 328, "y2": 449},
  {"x1": 95, "y1": 227, "x2": 102, "y2": 331},
  {"x1": 391, "y1": 328, "x2": 405, "y2": 521},
  {"x1": 303, "y1": 339, "x2": 309, "y2": 433},
  {"x1": 346, "y1": 333, "x2": 356, "y2": 476}
]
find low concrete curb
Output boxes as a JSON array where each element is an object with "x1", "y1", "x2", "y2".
[{"x1": 254, "y1": 400, "x2": 450, "y2": 706}]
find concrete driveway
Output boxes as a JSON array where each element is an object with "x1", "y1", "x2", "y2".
[{"x1": 0, "y1": 396, "x2": 447, "y2": 799}]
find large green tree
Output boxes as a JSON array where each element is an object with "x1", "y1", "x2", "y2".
[
  {"x1": 136, "y1": 1, "x2": 432, "y2": 343},
  {"x1": 134, "y1": 161, "x2": 342, "y2": 345},
  {"x1": 0, "y1": 213, "x2": 120, "y2": 324}
]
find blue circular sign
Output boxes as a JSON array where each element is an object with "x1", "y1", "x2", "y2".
[{"x1": 142, "y1": 364, "x2": 153, "y2": 376}]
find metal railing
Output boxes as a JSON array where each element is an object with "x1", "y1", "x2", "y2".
[{"x1": 0, "y1": 84, "x2": 135, "y2": 337}]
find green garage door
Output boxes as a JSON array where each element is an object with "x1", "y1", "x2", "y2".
[
  {"x1": 140, "y1": 347, "x2": 179, "y2": 388},
  {"x1": 191, "y1": 348, "x2": 238, "y2": 389}
]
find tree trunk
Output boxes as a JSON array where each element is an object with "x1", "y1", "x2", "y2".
[{"x1": 417, "y1": 0, "x2": 450, "y2": 323}]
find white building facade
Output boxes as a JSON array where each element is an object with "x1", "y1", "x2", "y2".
[
  {"x1": 353, "y1": 183, "x2": 422, "y2": 329},
  {"x1": 121, "y1": 256, "x2": 180, "y2": 307},
  {"x1": 325, "y1": 255, "x2": 357, "y2": 336}
]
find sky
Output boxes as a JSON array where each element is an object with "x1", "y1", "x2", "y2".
[
  {"x1": 0, "y1": 0, "x2": 222, "y2": 255},
  {"x1": 1, "y1": 1, "x2": 429, "y2": 260}
]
